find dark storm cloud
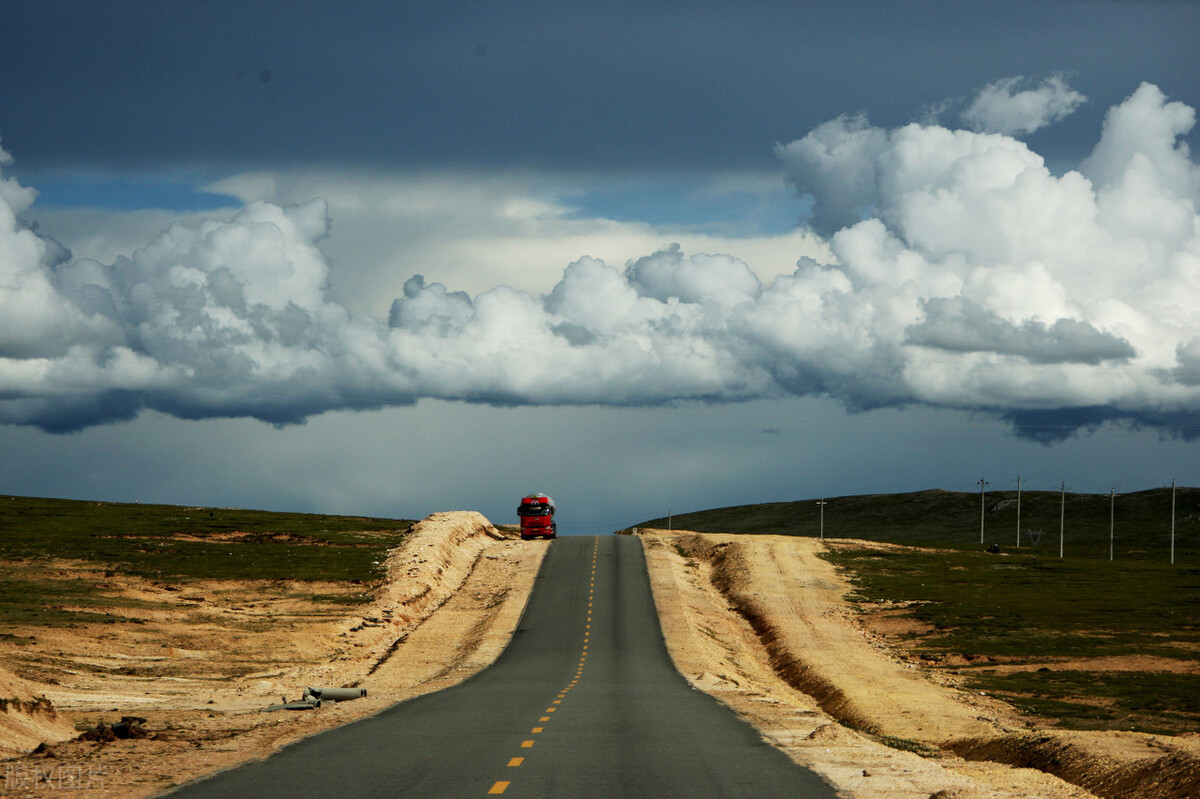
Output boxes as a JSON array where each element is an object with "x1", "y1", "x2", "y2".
[
  {"x1": 1, "y1": 1, "x2": 1197, "y2": 175},
  {"x1": 1003, "y1": 406, "x2": 1200, "y2": 444}
]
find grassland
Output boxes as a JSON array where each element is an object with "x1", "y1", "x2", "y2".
[
  {"x1": 823, "y1": 545, "x2": 1200, "y2": 734},
  {"x1": 637, "y1": 487, "x2": 1200, "y2": 735},
  {"x1": 0, "y1": 495, "x2": 414, "y2": 626},
  {"x1": 639, "y1": 487, "x2": 1199, "y2": 561}
]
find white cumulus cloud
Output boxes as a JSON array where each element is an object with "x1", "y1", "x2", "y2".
[
  {"x1": 961, "y1": 74, "x2": 1087, "y2": 136},
  {"x1": 2, "y1": 79, "x2": 1199, "y2": 439}
]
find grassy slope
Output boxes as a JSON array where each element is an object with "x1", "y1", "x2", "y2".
[
  {"x1": 637, "y1": 488, "x2": 1200, "y2": 735},
  {"x1": 0, "y1": 495, "x2": 414, "y2": 627},
  {"x1": 637, "y1": 487, "x2": 1200, "y2": 560}
]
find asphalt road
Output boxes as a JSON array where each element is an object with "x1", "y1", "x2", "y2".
[{"x1": 165, "y1": 535, "x2": 836, "y2": 798}]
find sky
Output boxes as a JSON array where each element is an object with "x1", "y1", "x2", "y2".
[{"x1": 1, "y1": 1, "x2": 1199, "y2": 533}]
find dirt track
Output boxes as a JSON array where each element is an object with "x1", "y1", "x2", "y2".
[{"x1": 3, "y1": 520, "x2": 1198, "y2": 798}]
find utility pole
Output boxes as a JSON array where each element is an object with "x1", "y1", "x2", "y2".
[
  {"x1": 668, "y1": 508, "x2": 672, "y2": 533},
  {"x1": 816, "y1": 499, "x2": 828, "y2": 541},
  {"x1": 1109, "y1": 488, "x2": 1115, "y2": 562},
  {"x1": 1171, "y1": 479, "x2": 1176, "y2": 565},
  {"x1": 1016, "y1": 475, "x2": 1022, "y2": 548},
  {"x1": 1059, "y1": 482, "x2": 1066, "y2": 559},
  {"x1": 977, "y1": 478, "x2": 988, "y2": 544}
]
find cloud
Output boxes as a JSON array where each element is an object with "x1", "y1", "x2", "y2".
[
  {"x1": 2, "y1": 79, "x2": 1200, "y2": 438},
  {"x1": 199, "y1": 169, "x2": 829, "y2": 315},
  {"x1": 960, "y1": 75, "x2": 1087, "y2": 136},
  {"x1": 774, "y1": 113, "x2": 889, "y2": 236},
  {"x1": 905, "y1": 297, "x2": 1136, "y2": 365}
]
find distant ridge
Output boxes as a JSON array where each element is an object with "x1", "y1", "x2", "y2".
[{"x1": 633, "y1": 487, "x2": 1198, "y2": 560}]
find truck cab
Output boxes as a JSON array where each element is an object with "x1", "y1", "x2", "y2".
[{"x1": 518, "y1": 494, "x2": 557, "y2": 540}]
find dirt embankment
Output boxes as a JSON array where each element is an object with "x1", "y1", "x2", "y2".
[
  {"x1": 640, "y1": 531, "x2": 1200, "y2": 799},
  {"x1": 0, "y1": 512, "x2": 546, "y2": 798}
]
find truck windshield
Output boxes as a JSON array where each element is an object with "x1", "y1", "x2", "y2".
[{"x1": 518, "y1": 504, "x2": 551, "y2": 516}]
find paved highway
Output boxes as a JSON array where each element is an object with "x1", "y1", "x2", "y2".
[{"x1": 166, "y1": 535, "x2": 836, "y2": 797}]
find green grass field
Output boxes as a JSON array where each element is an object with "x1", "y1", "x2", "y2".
[
  {"x1": 637, "y1": 488, "x2": 1200, "y2": 735},
  {"x1": 823, "y1": 545, "x2": 1200, "y2": 734},
  {"x1": 0, "y1": 495, "x2": 414, "y2": 627}
]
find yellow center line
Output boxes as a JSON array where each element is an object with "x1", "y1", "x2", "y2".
[{"x1": 488, "y1": 540, "x2": 605, "y2": 797}]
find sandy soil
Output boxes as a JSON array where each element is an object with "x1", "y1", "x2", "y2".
[
  {"x1": 0, "y1": 512, "x2": 547, "y2": 798},
  {"x1": 640, "y1": 531, "x2": 1200, "y2": 799}
]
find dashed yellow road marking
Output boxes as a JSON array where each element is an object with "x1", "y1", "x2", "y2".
[{"x1": 488, "y1": 538, "x2": 603, "y2": 796}]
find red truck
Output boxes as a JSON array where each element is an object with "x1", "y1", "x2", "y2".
[{"x1": 518, "y1": 493, "x2": 557, "y2": 540}]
